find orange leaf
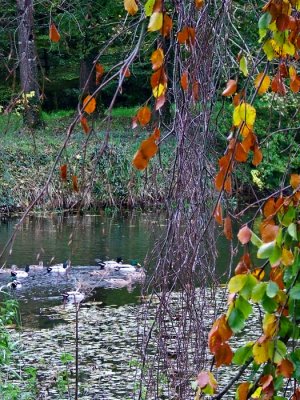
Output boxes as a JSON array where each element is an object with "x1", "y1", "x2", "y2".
[
  {"x1": 151, "y1": 48, "x2": 164, "y2": 71},
  {"x1": 290, "y1": 174, "x2": 300, "y2": 190},
  {"x1": 270, "y1": 266, "x2": 284, "y2": 289},
  {"x1": 222, "y1": 79, "x2": 237, "y2": 97},
  {"x1": 254, "y1": 72, "x2": 271, "y2": 95},
  {"x1": 271, "y1": 73, "x2": 286, "y2": 96},
  {"x1": 215, "y1": 170, "x2": 225, "y2": 191},
  {"x1": 241, "y1": 132, "x2": 255, "y2": 152},
  {"x1": 160, "y1": 13, "x2": 173, "y2": 37},
  {"x1": 214, "y1": 201, "x2": 223, "y2": 225},
  {"x1": 72, "y1": 175, "x2": 79, "y2": 192},
  {"x1": 215, "y1": 342, "x2": 233, "y2": 368},
  {"x1": 152, "y1": 127, "x2": 160, "y2": 140},
  {"x1": 123, "y1": 66, "x2": 131, "y2": 78},
  {"x1": 237, "y1": 225, "x2": 252, "y2": 245},
  {"x1": 195, "y1": 0, "x2": 204, "y2": 9},
  {"x1": 224, "y1": 175, "x2": 232, "y2": 194},
  {"x1": 83, "y1": 95, "x2": 96, "y2": 114},
  {"x1": 153, "y1": 0, "x2": 162, "y2": 12},
  {"x1": 276, "y1": 359, "x2": 294, "y2": 378},
  {"x1": 261, "y1": 223, "x2": 279, "y2": 243},
  {"x1": 95, "y1": 63, "x2": 104, "y2": 85},
  {"x1": 140, "y1": 137, "x2": 158, "y2": 159},
  {"x1": 235, "y1": 254, "x2": 251, "y2": 275},
  {"x1": 137, "y1": 106, "x2": 151, "y2": 126},
  {"x1": 252, "y1": 145, "x2": 263, "y2": 166},
  {"x1": 49, "y1": 23, "x2": 60, "y2": 43},
  {"x1": 124, "y1": 0, "x2": 138, "y2": 15},
  {"x1": 263, "y1": 198, "x2": 276, "y2": 218},
  {"x1": 237, "y1": 382, "x2": 250, "y2": 400},
  {"x1": 151, "y1": 68, "x2": 167, "y2": 88},
  {"x1": 180, "y1": 71, "x2": 189, "y2": 91},
  {"x1": 60, "y1": 164, "x2": 67, "y2": 181},
  {"x1": 80, "y1": 116, "x2": 90, "y2": 134},
  {"x1": 208, "y1": 315, "x2": 232, "y2": 354},
  {"x1": 132, "y1": 150, "x2": 148, "y2": 170},
  {"x1": 177, "y1": 26, "x2": 195, "y2": 46},
  {"x1": 235, "y1": 142, "x2": 248, "y2": 162},
  {"x1": 224, "y1": 216, "x2": 233, "y2": 240}
]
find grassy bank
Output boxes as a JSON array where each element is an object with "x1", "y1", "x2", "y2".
[{"x1": 0, "y1": 109, "x2": 174, "y2": 214}]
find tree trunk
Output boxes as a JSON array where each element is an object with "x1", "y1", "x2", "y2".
[{"x1": 17, "y1": 0, "x2": 41, "y2": 128}]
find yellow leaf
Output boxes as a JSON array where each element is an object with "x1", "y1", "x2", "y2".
[
  {"x1": 251, "y1": 387, "x2": 262, "y2": 399},
  {"x1": 282, "y1": 248, "x2": 294, "y2": 266},
  {"x1": 228, "y1": 274, "x2": 248, "y2": 293},
  {"x1": 263, "y1": 39, "x2": 276, "y2": 61},
  {"x1": 148, "y1": 12, "x2": 163, "y2": 32},
  {"x1": 124, "y1": 0, "x2": 138, "y2": 15},
  {"x1": 254, "y1": 72, "x2": 271, "y2": 95},
  {"x1": 253, "y1": 341, "x2": 269, "y2": 364},
  {"x1": 152, "y1": 83, "x2": 166, "y2": 98},
  {"x1": 263, "y1": 314, "x2": 277, "y2": 337},
  {"x1": 282, "y1": 41, "x2": 295, "y2": 56},
  {"x1": 233, "y1": 103, "x2": 256, "y2": 127},
  {"x1": 239, "y1": 56, "x2": 248, "y2": 77}
]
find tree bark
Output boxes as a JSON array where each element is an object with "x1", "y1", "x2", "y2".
[{"x1": 17, "y1": 0, "x2": 41, "y2": 128}]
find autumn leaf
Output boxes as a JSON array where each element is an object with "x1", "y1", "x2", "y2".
[
  {"x1": 253, "y1": 339, "x2": 270, "y2": 364},
  {"x1": 263, "y1": 313, "x2": 277, "y2": 337},
  {"x1": 236, "y1": 382, "x2": 250, "y2": 400},
  {"x1": 137, "y1": 106, "x2": 151, "y2": 126},
  {"x1": 195, "y1": 0, "x2": 204, "y2": 9},
  {"x1": 160, "y1": 13, "x2": 173, "y2": 37},
  {"x1": 263, "y1": 198, "x2": 276, "y2": 217},
  {"x1": 124, "y1": 0, "x2": 138, "y2": 15},
  {"x1": 254, "y1": 72, "x2": 271, "y2": 95},
  {"x1": 49, "y1": 23, "x2": 60, "y2": 43},
  {"x1": 214, "y1": 343, "x2": 233, "y2": 367},
  {"x1": 214, "y1": 201, "x2": 223, "y2": 225},
  {"x1": 155, "y1": 94, "x2": 166, "y2": 110},
  {"x1": 83, "y1": 95, "x2": 96, "y2": 114},
  {"x1": 122, "y1": 66, "x2": 131, "y2": 78},
  {"x1": 152, "y1": 83, "x2": 166, "y2": 98},
  {"x1": 192, "y1": 81, "x2": 200, "y2": 101},
  {"x1": 60, "y1": 164, "x2": 67, "y2": 181},
  {"x1": 239, "y1": 56, "x2": 248, "y2": 77},
  {"x1": 261, "y1": 223, "x2": 279, "y2": 243},
  {"x1": 95, "y1": 63, "x2": 104, "y2": 85},
  {"x1": 224, "y1": 216, "x2": 233, "y2": 240},
  {"x1": 252, "y1": 145, "x2": 263, "y2": 167},
  {"x1": 144, "y1": 0, "x2": 155, "y2": 16},
  {"x1": 282, "y1": 247, "x2": 294, "y2": 266},
  {"x1": 72, "y1": 175, "x2": 79, "y2": 192},
  {"x1": 151, "y1": 68, "x2": 167, "y2": 89},
  {"x1": 290, "y1": 174, "x2": 300, "y2": 190},
  {"x1": 177, "y1": 26, "x2": 196, "y2": 46},
  {"x1": 208, "y1": 315, "x2": 233, "y2": 354},
  {"x1": 151, "y1": 48, "x2": 164, "y2": 71},
  {"x1": 235, "y1": 142, "x2": 248, "y2": 162},
  {"x1": 222, "y1": 79, "x2": 237, "y2": 97},
  {"x1": 180, "y1": 71, "x2": 189, "y2": 91},
  {"x1": 233, "y1": 103, "x2": 256, "y2": 127},
  {"x1": 140, "y1": 137, "x2": 158, "y2": 159},
  {"x1": 132, "y1": 150, "x2": 148, "y2": 170},
  {"x1": 196, "y1": 371, "x2": 217, "y2": 394},
  {"x1": 80, "y1": 116, "x2": 90, "y2": 134},
  {"x1": 276, "y1": 359, "x2": 294, "y2": 378},
  {"x1": 237, "y1": 225, "x2": 252, "y2": 244},
  {"x1": 148, "y1": 12, "x2": 163, "y2": 31}
]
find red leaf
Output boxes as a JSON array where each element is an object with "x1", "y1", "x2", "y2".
[
  {"x1": 72, "y1": 175, "x2": 79, "y2": 192},
  {"x1": 80, "y1": 116, "x2": 90, "y2": 134},
  {"x1": 224, "y1": 216, "x2": 233, "y2": 240},
  {"x1": 160, "y1": 13, "x2": 173, "y2": 37},
  {"x1": 60, "y1": 164, "x2": 67, "y2": 181},
  {"x1": 95, "y1": 63, "x2": 104, "y2": 85}
]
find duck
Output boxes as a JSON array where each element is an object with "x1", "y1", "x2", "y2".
[
  {"x1": 28, "y1": 261, "x2": 44, "y2": 271},
  {"x1": 103, "y1": 274, "x2": 133, "y2": 289},
  {"x1": 7, "y1": 280, "x2": 22, "y2": 289},
  {"x1": 11, "y1": 265, "x2": 29, "y2": 278},
  {"x1": 95, "y1": 257, "x2": 123, "y2": 270},
  {"x1": 47, "y1": 260, "x2": 71, "y2": 273},
  {"x1": 62, "y1": 290, "x2": 85, "y2": 303}
]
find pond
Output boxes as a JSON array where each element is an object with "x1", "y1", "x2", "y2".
[{"x1": 0, "y1": 212, "x2": 233, "y2": 399}]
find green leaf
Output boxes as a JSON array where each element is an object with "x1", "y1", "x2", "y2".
[
  {"x1": 290, "y1": 284, "x2": 300, "y2": 300},
  {"x1": 240, "y1": 274, "x2": 258, "y2": 300},
  {"x1": 257, "y1": 241, "x2": 275, "y2": 259},
  {"x1": 278, "y1": 316, "x2": 292, "y2": 338},
  {"x1": 236, "y1": 295, "x2": 253, "y2": 319},
  {"x1": 232, "y1": 343, "x2": 253, "y2": 365},
  {"x1": 266, "y1": 281, "x2": 279, "y2": 298},
  {"x1": 281, "y1": 207, "x2": 296, "y2": 227},
  {"x1": 273, "y1": 340, "x2": 287, "y2": 364},
  {"x1": 258, "y1": 12, "x2": 272, "y2": 29},
  {"x1": 239, "y1": 56, "x2": 248, "y2": 77},
  {"x1": 251, "y1": 232, "x2": 263, "y2": 247},
  {"x1": 252, "y1": 282, "x2": 267, "y2": 303},
  {"x1": 269, "y1": 245, "x2": 281, "y2": 265},
  {"x1": 228, "y1": 308, "x2": 245, "y2": 333},
  {"x1": 288, "y1": 223, "x2": 298, "y2": 240},
  {"x1": 261, "y1": 294, "x2": 277, "y2": 313},
  {"x1": 144, "y1": 0, "x2": 155, "y2": 16}
]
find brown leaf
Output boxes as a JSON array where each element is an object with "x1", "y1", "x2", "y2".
[
  {"x1": 72, "y1": 175, "x2": 79, "y2": 192},
  {"x1": 49, "y1": 23, "x2": 60, "y2": 43},
  {"x1": 95, "y1": 63, "x2": 104, "y2": 85},
  {"x1": 180, "y1": 71, "x2": 189, "y2": 91},
  {"x1": 222, "y1": 79, "x2": 237, "y2": 97},
  {"x1": 261, "y1": 223, "x2": 279, "y2": 243},
  {"x1": 214, "y1": 342, "x2": 233, "y2": 368},
  {"x1": 214, "y1": 201, "x2": 223, "y2": 225},
  {"x1": 237, "y1": 382, "x2": 250, "y2": 400},
  {"x1": 137, "y1": 106, "x2": 151, "y2": 126},
  {"x1": 208, "y1": 315, "x2": 232, "y2": 354},
  {"x1": 160, "y1": 13, "x2": 173, "y2": 37},
  {"x1": 290, "y1": 174, "x2": 300, "y2": 190},
  {"x1": 235, "y1": 142, "x2": 248, "y2": 162},
  {"x1": 224, "y1": 216, "x2": 233, "y2": 240},
  {"x1": 60, "y1": 164, "x2": 67, "y2": 181},
  {"x1": 80, "y1": 116, "x2": 90, "y2": 134},
  {"x1": 237, "y1": 225, "x2": 252, "y2": 245},
  {"x1": 276, "y1": 14, "x2": 290, "y2": 31},
  {"x1": 276, "y1": 359, "x2": 294, "y2": 378},
  {"x1": 252, "y1": 145, "x2": 263, "y2": 166},
  {"x1": 263, "y1": 198, "x2": 276, "y2": 218},
  {"x1": 270, "y1": 266, "x2": 284, "y2": 289}
]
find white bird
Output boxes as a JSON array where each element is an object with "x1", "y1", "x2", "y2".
[
  {"x1": 62, "y1": 290, "x2": 85, "y2": 303},
  {"x1": 7, "y1": 280, "x2": 22, "y2": 289},
  {"x1": 11, "y1": 265, "x2": 29, "y2": 278},
  {"x1": 47, "y1": 260, "x2": 71, "y2": 273},
  {"x1": 28, "y1": 261, "x2": 44, "y2": 271}
]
